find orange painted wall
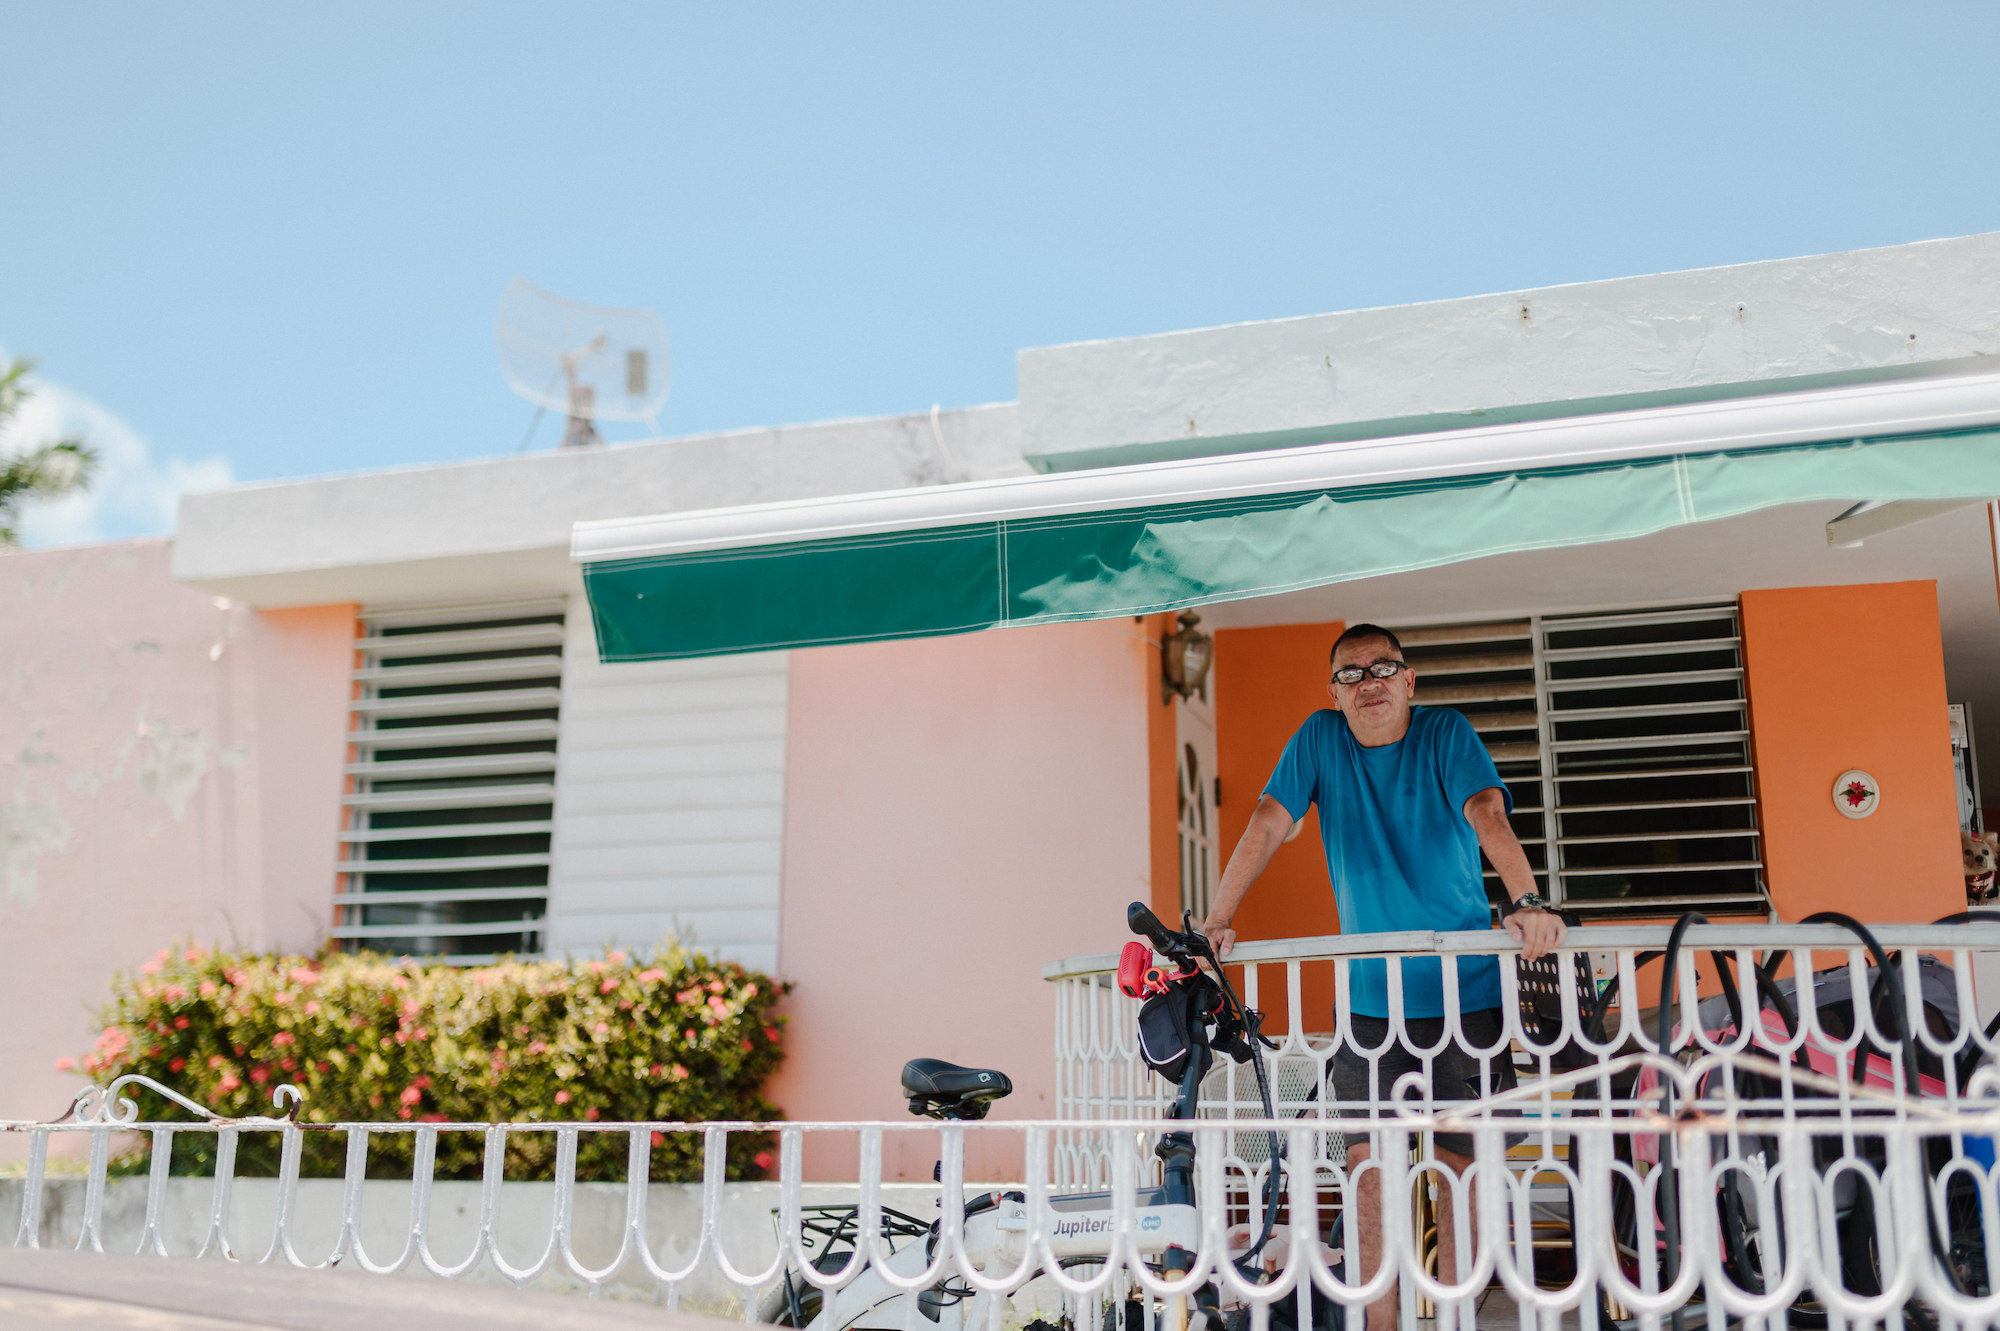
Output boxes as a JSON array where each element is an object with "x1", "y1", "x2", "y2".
[
  {"x1": 1145, "y1": 615, "x2": 1182, "y2": 923},
  {"x1": 1212, "y1": 621, "x2": 1344, "y2": 1033},
  {"x1": 1741, "y1": 582, "x2": 1962, "y2": 924}
]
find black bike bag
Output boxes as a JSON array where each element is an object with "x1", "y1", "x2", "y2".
[{"x1": 1136, "y1": 991, "x2": 1193, "y2": 1082}]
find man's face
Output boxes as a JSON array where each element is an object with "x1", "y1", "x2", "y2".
[{"x1": 1328, "y1": 634, "x2": 1416, "y2": 743}]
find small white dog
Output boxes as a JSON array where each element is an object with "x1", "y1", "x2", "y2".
[{"x1": 1965, "y1": 828, "x2": 1998, "y2": 906}]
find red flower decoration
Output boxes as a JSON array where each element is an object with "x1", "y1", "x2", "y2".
[{"x1": 1842, "y1": 780, "x2": 1875, "y2": 807}]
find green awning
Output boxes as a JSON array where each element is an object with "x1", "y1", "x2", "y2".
[{"x1": 581, "y1": 428, "x2": 2000, "y2": 662}]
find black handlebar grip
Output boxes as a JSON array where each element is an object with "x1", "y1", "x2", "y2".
[{"x1": 1128, "y1": 901, "x2": 1180, "y2": 953}]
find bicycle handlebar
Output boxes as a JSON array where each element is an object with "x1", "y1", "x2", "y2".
[{"x1": 1127, "y1": 900, "x2": 1215, "y2": 964}]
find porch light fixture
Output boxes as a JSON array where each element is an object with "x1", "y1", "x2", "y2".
[{"x1": 1161, "y1": 611, "x2": 1213, "y2": 705}]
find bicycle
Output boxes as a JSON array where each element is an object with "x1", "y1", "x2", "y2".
[{"x1": 757, "y1": 902, "x2": 1334, "y2": 1331}]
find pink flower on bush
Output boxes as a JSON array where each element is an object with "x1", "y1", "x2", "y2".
[
  {"x1": 754, "y1": 1151, "x2": 774, "y2": 1172},
  {"x1": 141, "y1": 960, "x2": 161, "y2": 975},
  {"x1": 184, "y1": 947, "x2": 204, "y2": 963},
  {"x1": 79, "y1": 941, "x2": 786, "y2": 1175},
  {"x1": 54, "y1": 1057, "x2": 74, "y2": 1071},
  {"x1": 609, "y1": 950, "x2": 626, "y2": 964}
]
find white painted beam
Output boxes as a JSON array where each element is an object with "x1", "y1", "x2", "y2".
[
  {"x1": 574, "y1": 366, "x2": 2000, "y2": 562},
  {"x1": 1824, "y1": 498, "x2": 1987, "y2": 547}
]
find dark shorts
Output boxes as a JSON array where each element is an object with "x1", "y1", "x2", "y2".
[{"x1": 1329, "y1": 1008, "x2": 1518, "y2": 1159}]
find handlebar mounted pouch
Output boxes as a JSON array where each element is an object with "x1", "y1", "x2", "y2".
[
  {"x1": 1135, "y1": 975, "x2": 1223, "y2": 1081},
  {"x1": 1136, "y1": 990, "x2": 1195, "y2": 1083}
]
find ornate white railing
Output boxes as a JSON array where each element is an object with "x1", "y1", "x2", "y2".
[
  {"x1": 7, "y1": 1064, "x2": 2000, "y2": 1329},
  {"x1": 1048, "y1": 922, "x2": 2000, "y2": 1184},
  {"x1": 10, "y1": 919, "x2": 2000, "y2": 1328}
]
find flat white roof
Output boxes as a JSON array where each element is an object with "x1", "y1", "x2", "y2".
[{"x1": 1019, "y1": 230, "x2": 2000, "y2": 471}]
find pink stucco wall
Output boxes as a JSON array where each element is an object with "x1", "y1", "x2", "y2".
[
  {"x1": 0, "y1": 539, "x2": 352, "y2": 1150},
  {"x1": 770, "y1": 619, "x2": 1154, "y2": 1182}
]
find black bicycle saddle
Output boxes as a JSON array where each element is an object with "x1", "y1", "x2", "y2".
[{"x1": 901, "y1": 1058, "x2": 1013, "y2": 1120}]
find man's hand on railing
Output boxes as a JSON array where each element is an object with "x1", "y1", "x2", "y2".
[
  {"x1": 1199, "y1": 916, "x2": 1236, "y2": 961},
  {"x1": 1504, "y1": 905, "x2": 1566, "y2": 962}
]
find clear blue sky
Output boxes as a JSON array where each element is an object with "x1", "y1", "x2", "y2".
[{"x1": 4, "y1": 3, "x2": 1999, "y2": 540}]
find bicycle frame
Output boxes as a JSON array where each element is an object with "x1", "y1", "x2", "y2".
[{"x1": 773, "y1": 904, "x2": 1273, "y2": 1331}]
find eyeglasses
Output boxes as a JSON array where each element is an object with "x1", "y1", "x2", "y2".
[{"x1": 1332, "y1": 659, "x2": 1410, "y2": 686}]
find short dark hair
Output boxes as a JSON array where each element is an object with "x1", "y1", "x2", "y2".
[{"x1": 1331, "y1": 623, "x2": 1403, "y2": 664}]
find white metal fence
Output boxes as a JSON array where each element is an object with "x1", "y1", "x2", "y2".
[
  {"x1": 1049, "y1": 922, "x2": 2000, "y2": 1171},
  {"x1": 8, "y1": 1068, "x2": 2000, "y2": 1329},
  {"x1": 10, "y1": 920, "x2": 2000, "y2": 1329}
]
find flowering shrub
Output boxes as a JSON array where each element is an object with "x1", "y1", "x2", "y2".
[{"x1": 62, "y1": 942, "x2": 787, "y2": 1182}]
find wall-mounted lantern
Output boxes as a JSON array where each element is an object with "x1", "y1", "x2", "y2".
[{"x1": 1161, "y1": 611, "x2": 1214, "y2": 705}]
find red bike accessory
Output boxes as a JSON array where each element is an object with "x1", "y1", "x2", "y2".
[
  {"x1": 1116, "y1": 941, "x2": 1151, "y2": 996},
  {"x1": 1116, "y1": 940, "x2": 1199, "y2": 997}
]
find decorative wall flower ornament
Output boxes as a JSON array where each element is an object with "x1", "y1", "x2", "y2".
[{"x1": 1833, "y1": 770, "x2": 1880, "y2": 819}]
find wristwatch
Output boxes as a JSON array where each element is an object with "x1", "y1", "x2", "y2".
[{"x1": 1511, "y1": 892, "x2": 1550, "y2": 912}]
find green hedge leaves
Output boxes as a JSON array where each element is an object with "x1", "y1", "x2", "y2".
[{"x1": 65, "y1": 942, "x2": 787, "y2": 1182}]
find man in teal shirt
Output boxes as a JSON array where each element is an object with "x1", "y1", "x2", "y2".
[{"x1": 1201, "y1": 623, "x2": 1564, "y2": 1331}]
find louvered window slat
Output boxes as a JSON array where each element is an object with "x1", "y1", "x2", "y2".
[
  {"x1": 1393, "y1": 603, "x2": 1768, "y2": 919},
  {"x1": 333, "y1": 599, "x2": 564, "y2": 959}
]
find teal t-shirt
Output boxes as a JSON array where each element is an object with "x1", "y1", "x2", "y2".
[{"x1": 1262, "y1": 705, "x2": 1505, "y2": 1019}]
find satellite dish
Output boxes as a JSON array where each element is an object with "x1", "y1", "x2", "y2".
[{"x1": 495, "y1": 279, "x2": 670, "y2": 447}]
